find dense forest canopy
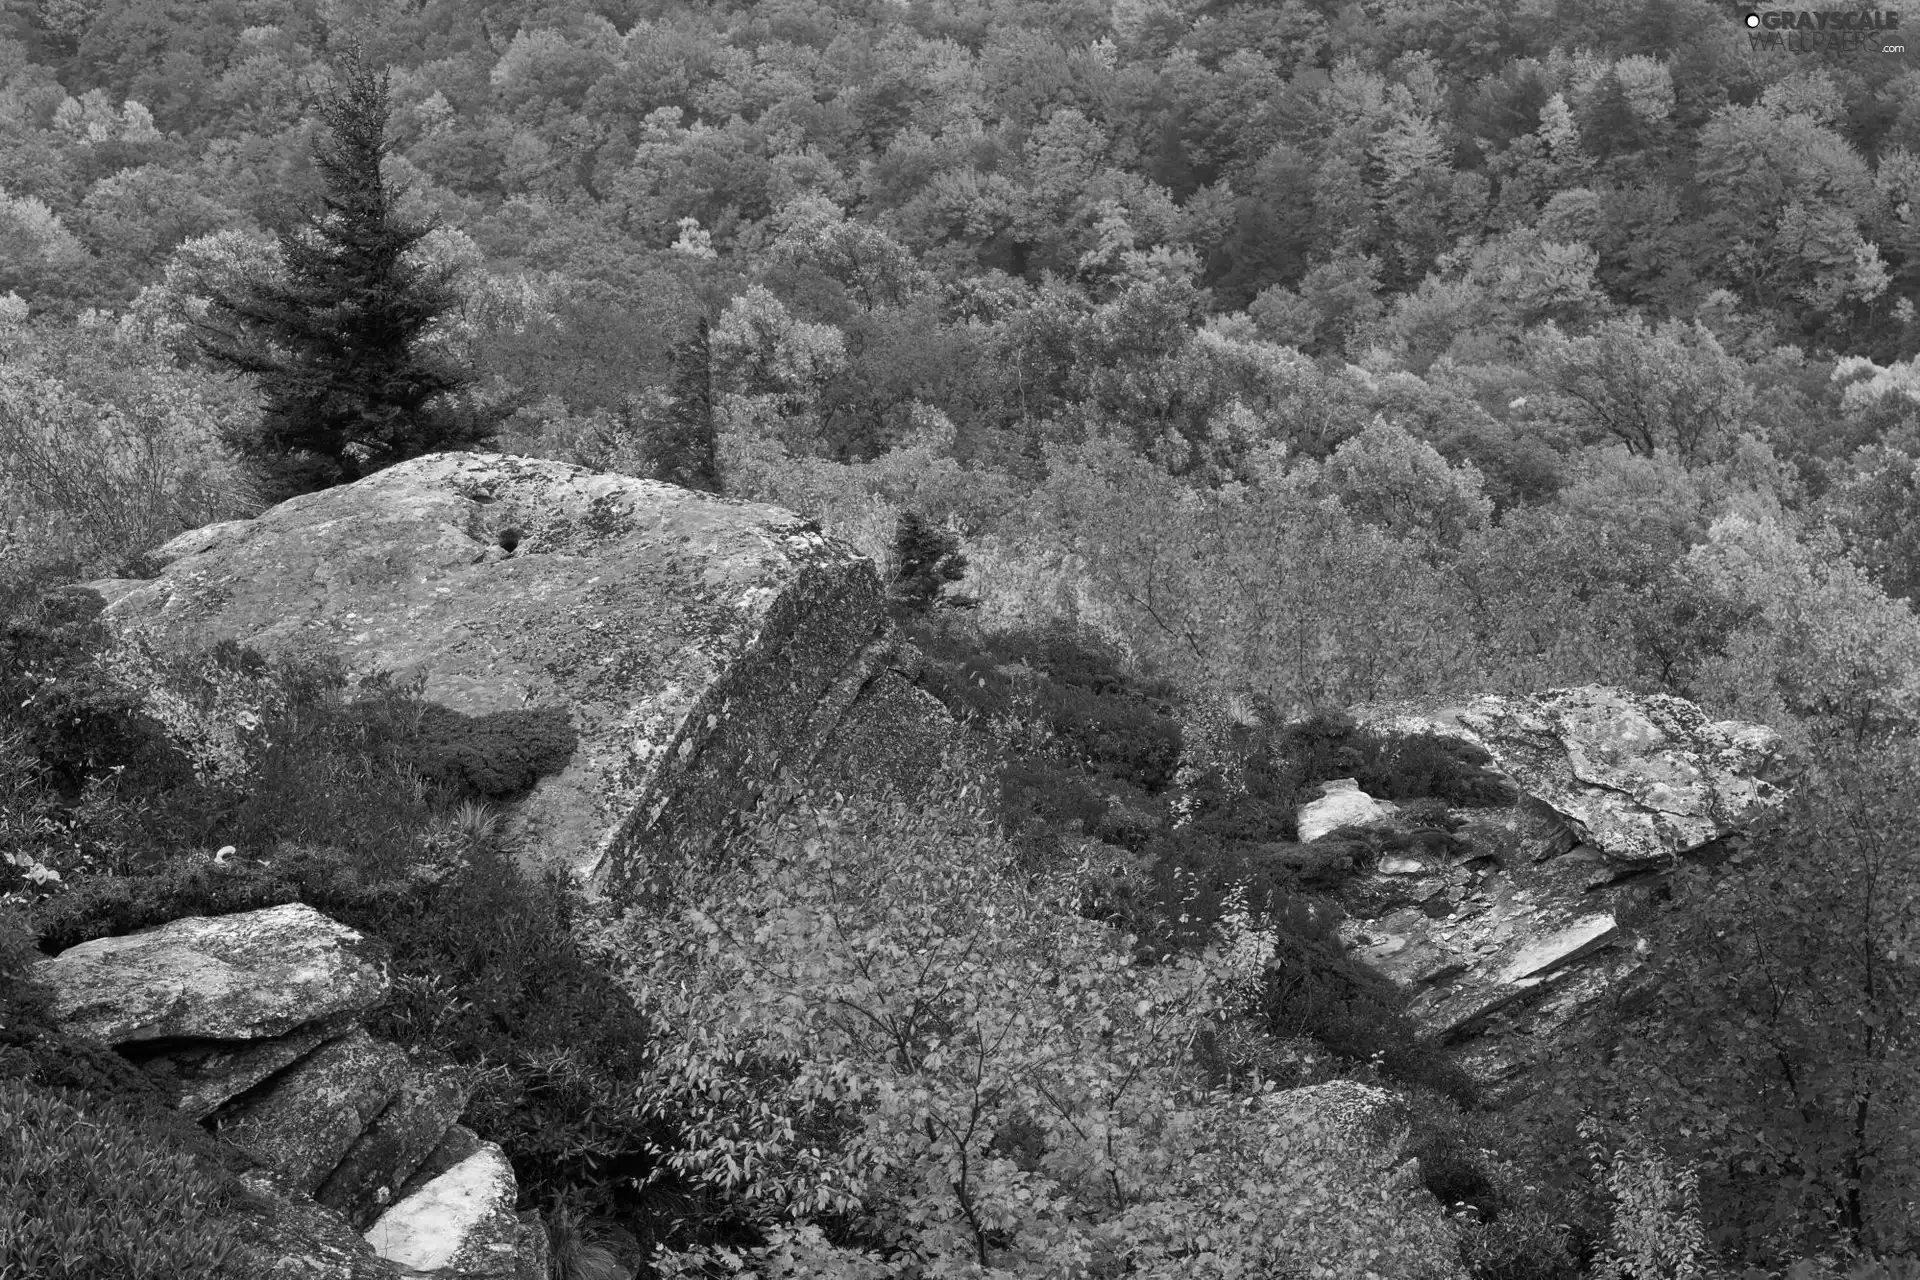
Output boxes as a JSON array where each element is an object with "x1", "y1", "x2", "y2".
[
  {"x1": 14, "y1": 3, "x2": 1920, "y2": 1274},
  {"x1": 6, "y1": 0, "x2": 1920, "y2": 800}
]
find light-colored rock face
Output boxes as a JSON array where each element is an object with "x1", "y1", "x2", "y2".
[
  {"x1": 28, "y1": 902, "x2": 390, "y2": 1045},
  {"x1": 363, "y1": 1143, "x2": 532, "y2": 1277},
  {"x1": 1353, "y1": 685, "x2": 1792, "y2": 864},
  {"x1": 1336, "y1": 687, "x2": 1794, "y2": 1103},
  {"x1": 81, "y1": 452, "x2": 899, "y2": 903},
  {"x1": 1297, "y1": 778, "x2": 1399, "y2": 844}
]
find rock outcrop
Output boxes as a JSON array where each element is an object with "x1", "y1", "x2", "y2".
[
  {"x1": 79, "y1": 452, "x2": 959, "y2": 904},
  {"x1": 1325, "y1": 685, "x2": 1796, "y2": 1103},
  {"x1": 1297, "y1": 778, "x2": 1399, "y2": 844},
  {"x1": 29, "y1": 904, "x2": 546, "y2": 1279}
]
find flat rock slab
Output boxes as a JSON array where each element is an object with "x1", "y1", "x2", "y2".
[
  {"x1": 132, "y1": 1012, "x2": 358, "y2": 1121},
  {"x1": 82, "y1": 453, "x2": 898, "y2": 903},
  {"x1": 215, "y1": 1027, "x2": 411, "y2": 1195},
  {"x1": 30, "y1": 903, "x2": 391, "y2": 1045},
  {"x1": 1349, "y1": 686, "x2": 1791, "y2": 864},
  {"x1": 365, "y1": 1142, "x2": 543, "y2": 1279}
]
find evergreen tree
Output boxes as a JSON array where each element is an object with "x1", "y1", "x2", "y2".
[
  {"x1": 1579, "y1": 68, "x2": 1649, "y2": 163},
  {"x1": 891, "y1": 510, "x2": 974, "y2": 614},
  {"x1": 194, "y1": 44, "x2": 493, "y2": 503},
  {"x1": 634, "y1": 316, "x2": 721, "y2": 493}
]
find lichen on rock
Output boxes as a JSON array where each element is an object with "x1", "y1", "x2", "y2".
[{"x1": 78, "y1": 452, "x2": 955, "y2": 904}]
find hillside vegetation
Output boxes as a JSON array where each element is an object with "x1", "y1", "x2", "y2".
[{"x1": 6, "y1": 0, "x2": 1920, "y2": 1275}]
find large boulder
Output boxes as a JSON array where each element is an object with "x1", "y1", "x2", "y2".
[
  {"x1": 28, "y1": 902, "x2": 391, "y2": 1046},
  {"x1": 79, "y1": 452, "x2": 955, "y2": 903},
  {"x1": 1327, "y1": 686, "x2": 1796, "y2": 1103},
  {"x1": 212, "y1": 1027, "x2": 413, "y2": 1195}
]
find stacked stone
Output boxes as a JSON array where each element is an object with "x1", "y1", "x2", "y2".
[{"x1": 29, "y1": 902, "x2": 547, "y2": 1280}]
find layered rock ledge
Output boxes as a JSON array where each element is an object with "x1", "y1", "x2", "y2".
[{"x1": 79, "y1": 452, "x2": 957, "y2": 903}]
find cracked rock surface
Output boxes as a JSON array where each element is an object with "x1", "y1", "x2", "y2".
[
  {"x1": 80, "y1": 452, "x2": 955, "y2": 904},
  {"x1": 1330, "y1": 686, "x2": 1796, "y2": 1103}
]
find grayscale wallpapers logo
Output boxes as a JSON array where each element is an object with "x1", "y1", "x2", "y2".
[{"x1": 1742, "y1": 10, "x2": 1906, "y2": 53}]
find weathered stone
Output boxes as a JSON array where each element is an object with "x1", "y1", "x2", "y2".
[
  {"x1": 215, "y1": 1027, "x2": 411, "y2": 1194},
  {"x1": 30, "y1": 903, "x2": 391, "y2": 1046},
  {"x1": 394, "y1": 1125, "x2": 485, "y2": 1204},
  {"x1": 1349, "y1": 686, "x2": 1792, "y2": 865},
  {"x1": 317, "y1": 1065, "x2": 474, "y2": 1231},
  {"x1": 79, "y1": 453, "x2": 954, "y2": 905},
  {"x1": 1330, "y1": 687, "x2": 1792, "y2": 1103},
  {"x1": 1297, "y1": 778, "x2": 1398, "y2": 844},
  {"x1": 130, "y1": 1012, "x2": 358, "y2": 1121},
  {"x1": 230, "y1": 1167, "x2": 404, "y2": 1280},
  {"x1": 365, "y1": 1142, "x2": 544, "y2": 1279}
]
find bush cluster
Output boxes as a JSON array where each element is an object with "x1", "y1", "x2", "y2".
[
  {"x1": 0, "y1": 587, "x2": 195, "y2": 802},
  {"x1": 407, "y1": 703, "x2": 579, "y2": 799},
  {"x1": 1182, "y1": 708, "x2": 1515, "y2": 845},
  {"x1": 0, "y1": 1078, "x2": 259, "y2": 1280},
  {"x1": 0, "y1": 589, "x2": 671, "y2": 1256},
  {"x1": 905, "y1": 618, "x2": 1184, "y2": 794}
]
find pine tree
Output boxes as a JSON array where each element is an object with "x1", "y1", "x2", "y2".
[
  {"x1": 891, "y1": 511, "x2": 974, "y2": 614},
  {"x1": 194, "y1": 44, "x2": 492, "y2": 503},
  {"x1": 1580, "y1": 68, "x2": 1649, "y2": 164},
  {"x1": 635, "y1": 316, "x2": 721, "y2": 493}
]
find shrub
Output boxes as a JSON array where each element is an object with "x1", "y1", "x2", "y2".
[
  {"x1": 890, "y1": 509, "x2": 969, "y2": 613},
  {"x1": 1580, "y1": 1116, "x2": 1716, "y2": 1280},
  {"x1": 0, "y1": 586, "x2": 194, "y2": 801},
  {"x1": 1180, "y1": 709, "x2": 1514, "y2": 844},
  {"x1": 577, "y1": 766, "x2": 1467, "y2": 1277},
  {"x1": 361, "y1": 832, "x2": 671, "y2": 1241},
  {"x1": 407, "y1": 704, "x2": 579, "y2": 799},
  {"x1": 0, "y1": 1078, "x2": 258, "y2": 1280},
  {"x1": 1561, "y1": 736, "x2": 1920, "y2": 1266}
]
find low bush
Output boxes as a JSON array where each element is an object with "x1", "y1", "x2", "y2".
[
  {"x1": 0, "y1": 586, "x2": 195, "y2": 802},
  {"x1": 1, "y1": 600, "x2": 671, "y2": 1250},
  {"x1": 903, "y1": 617, "x2": 1185, "y2": 794},
  {"x1": 575, "y1": 768, "x2": 1466, "y2": 1279},
  {"x1": 407, "y1": 704, "x2": 579, "y2": 800},
  {"x1": 1397, "y1": 1085, "x2": 1594, "y2": 1279},
  {"x1": 0, "y1": 1078, "x2": 259, "y2": 1280},
  {"x1": 1181, "y1": 708, "x2": 1514, "y2": 844}
]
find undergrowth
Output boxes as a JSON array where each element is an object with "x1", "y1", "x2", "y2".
[{"x1": 0, "y1": 585, "x2": 689, "y2": 1266}]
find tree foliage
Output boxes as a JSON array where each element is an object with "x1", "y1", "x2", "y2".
[
  {"x1": 192, "y1": 46, "x2": 492, "y2": 502},
  {"x1": 1562, "y1": 737, "x2": 1920, "y2": 1267},
  {"x1": 574, "y1": 769, "x2": 1466, "y2": 1279}
]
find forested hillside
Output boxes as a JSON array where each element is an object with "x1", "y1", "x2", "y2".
[
  {"x1": 5, "y1": 0, "x2": 1920, "y2": 739},
  {"x1": 9, "y1": 0, "x2": 1920, "y2": 1277}
]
